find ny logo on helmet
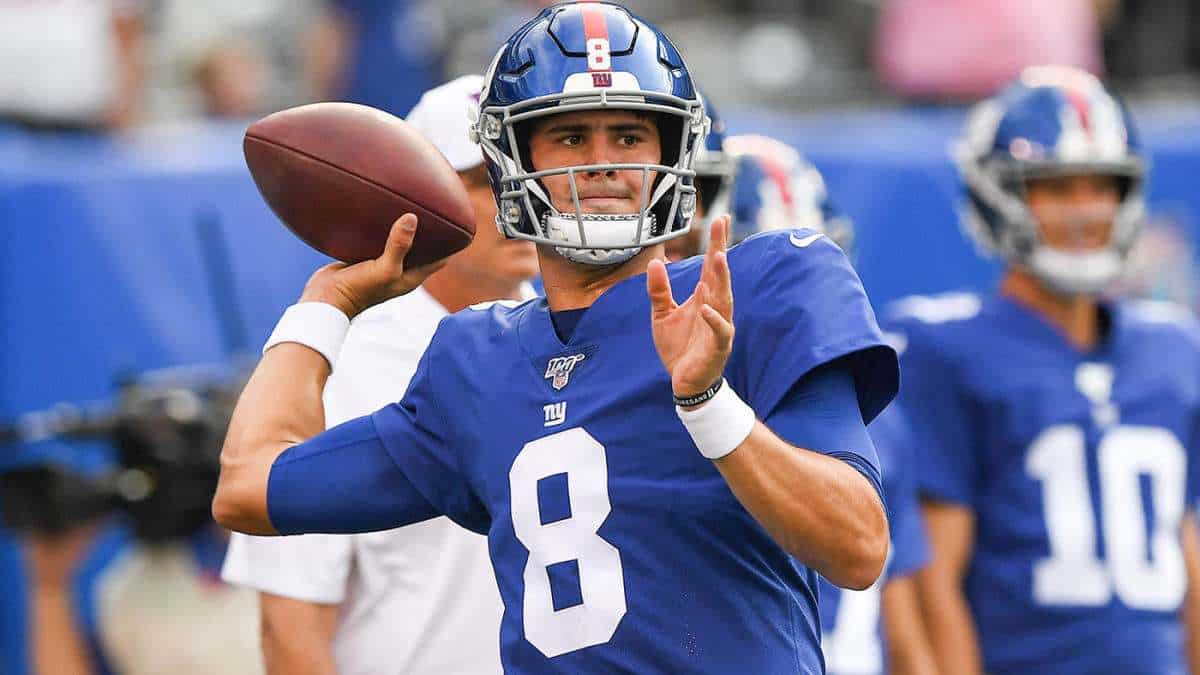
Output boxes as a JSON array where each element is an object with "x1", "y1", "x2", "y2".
[{"x1": 545, "y1": 354, "x2": 587, "y2": 391}]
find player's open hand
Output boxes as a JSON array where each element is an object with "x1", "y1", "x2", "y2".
[
  {"x1": 299, "y1": 214, "x2": 447, "y2": 319},
  {"x1": 647, "y1": 215, "x2": 735, "y2": 403}
]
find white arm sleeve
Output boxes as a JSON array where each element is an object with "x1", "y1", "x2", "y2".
[{"x1": 221, "y1": 532, "x2": 354, "y2": 604}]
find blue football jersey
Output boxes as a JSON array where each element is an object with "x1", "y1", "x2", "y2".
[
  {"x1": 819, "y1": 402, "x2": 930, "y2": 675},
  {"x1": 887, "y1": 293, "x2": 1200, "y2": 675},
  {"x1": 366, "y1": 230, "x2": 897, "y2": 673}
]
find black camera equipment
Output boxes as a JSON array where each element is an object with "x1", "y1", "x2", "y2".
[{"x1": 0, "y1": 366, "x2": 243, "y2": 542}]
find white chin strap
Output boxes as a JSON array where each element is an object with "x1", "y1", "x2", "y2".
[
  {"x1": 1029, "y1": 247, "x2": 1123, "y2": 296},
  {"x1": 544, "y1": 213, "x2": 656, "y2": 266}
]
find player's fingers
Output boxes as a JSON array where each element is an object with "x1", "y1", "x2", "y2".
[
  {"x1": 710, "y1": 249, "x2": 733, "y2": 318},
  {"x1": 711, "y1": 214, "x2": 730, "y2": 253},
  {"x1": 686, "y1": 280, "x2": 709, "y2": 312},
  {"x1": 647, "y1": 259, "x2": 677, "y2": 318},
  {"x1": 699, "y1": 214, "x2": 730, "y2": 287},
  {"x1": 701, "y1": 304, "x2": 735, "y2": 352},
  {"x1": 381, "y1": 214, "x2": 419, "y2": 270}
]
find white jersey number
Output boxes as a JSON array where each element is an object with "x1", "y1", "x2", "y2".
[
  {"x1": 509, "y1": 427, "x2": 627, "y2": 657},
  {"x1": 1027, "y1": 425, "x2": 1187, "y2": 610}
]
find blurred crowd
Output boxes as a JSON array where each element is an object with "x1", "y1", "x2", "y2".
[{"x1": 3, "y1": 0, "x2": 1200, "y2": 134}]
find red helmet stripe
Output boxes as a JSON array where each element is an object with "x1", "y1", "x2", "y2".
[
  {"x1": 757, "y1": 157, "x2": 795, "y2": 209},
  {"x1": 581, "y1": 2, "x2": 611, "y2": 73},
  {"x1": 1064, "y1": 89, "x2": 1093, "y2": 136}
]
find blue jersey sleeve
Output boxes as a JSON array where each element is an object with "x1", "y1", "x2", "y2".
[
  {"x1": 269, "y1": 324, "x2": 489, "y2": 536},
  {"x1": 372, "y1": 326, "x2": 491, "y2": 534},
  {"x1": 869, "y1": 404, "x2": 930, "y2": 579},
  {"x1": 729, "y1": 230, "x2": 898, "y2": 426},
  {"x1": 763, "y1": 359, "x2": 884, "y2": 502},
  {"x1": 267, "y1": 415, "x2": 442, "y2": 535},
  {"x1": 886, "y1": 315, "x2": 979, "y2": 506}
]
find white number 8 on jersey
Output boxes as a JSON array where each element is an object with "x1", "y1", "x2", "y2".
[{"x1": 509, "y1": 427, "x2": 627, "y2": 657}]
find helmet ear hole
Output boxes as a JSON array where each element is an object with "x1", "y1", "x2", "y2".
[
  {"x1": 695, "y1": 175, "x2": 722, "y2": 213},
  {"x1": 1116, "y1": 175, "x2": 1135, "y2": 201},
  {"x1": 513, "y1": 119, "x2": 536, "y2": 174},
  {"x1": 655, "y1": 112, "x2": 684, "y2": 167}
]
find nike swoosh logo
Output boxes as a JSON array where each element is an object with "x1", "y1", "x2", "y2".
[{"x1": 789, "y1": 232, "x2": 824, "y2": 248}]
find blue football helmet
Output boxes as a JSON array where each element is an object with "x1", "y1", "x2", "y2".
[
  {"x1": 470, "y1": 1, "x2": 709, "y2": 266},
  {"x1": 724, "y1": 134, "x2": 854, "y2": 251},
  {"x1": 693, "y1": 95, "x2": 736, "y2": 227},
  {"x1": 957, "y1": 66, "x2": 1146, "y2": 295}
]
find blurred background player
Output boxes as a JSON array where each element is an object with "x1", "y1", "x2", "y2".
[
  {"x1": 703, "y1": 129, "x2": 938, "y2": 675},
  {"x1": 889, "y1": 66, "x2": 1200, "y2": 675},
  {"x1": 664, "y1": 128, "x2": 854, "y2": 261},
  {"x1": 723, "y1": 133, "x2": 853, "y2": 251},
  {"x1": 220, "y1": 75, "x2": 538, "y2": 675}
]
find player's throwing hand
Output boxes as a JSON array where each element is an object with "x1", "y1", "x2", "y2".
[
  {"x1": 299, "y1": 214, "x2": 448, "y2": 319},
  {"x1": 647, "y1": 215, "x2": 735, "y2": 403}
]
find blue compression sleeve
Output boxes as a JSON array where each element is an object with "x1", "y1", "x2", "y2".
[
  {"x1": 267, "y1": 415, "x2": 441, "y2": 535},
  {"x1": 761, "y1": 358, "x2": 885, "y2": 503}
]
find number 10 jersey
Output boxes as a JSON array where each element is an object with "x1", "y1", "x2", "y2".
[{"x1": 888, "y1": 294, "x2": 1200, "y2": 675}]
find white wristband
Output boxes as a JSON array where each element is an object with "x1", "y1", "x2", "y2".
[
  {"x1": 676, "y1": 379, "x2": 756, "y2": 460},
  {"x1": 263, "y1": 302, "x2": 351, "y2": 370}
]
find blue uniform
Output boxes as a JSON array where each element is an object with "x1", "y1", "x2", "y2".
[
  {"x1": 268, "y1": 230, "x2": 898, "y2": 673},
  {"x1": 888, "y1": 293, "x2": 1200, "y2": 675},
  {"x1": 819, "y1": 403, "x2": 930, "y2": 675}
]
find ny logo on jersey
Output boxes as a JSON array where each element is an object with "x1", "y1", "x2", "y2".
[
  {"x1": 543, "y1": 402, "x2": 567, "y2": 427},
  {"x1": 545, "y1": 354, "x2": 586, "y2": 391}
]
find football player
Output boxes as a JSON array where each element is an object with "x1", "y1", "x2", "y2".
[
  {"x1": 212, "y1": 3, "x2": 898, "y2": 673},
  {"x1": 888, "y1": 66, "x2": 1200, "y2": 675},
  {"x1": 723, "y1": 133, "x2": 853, "y2": 250},
  {"x1": 715, "y1": 132, "x2": 937, "y2": 674}
]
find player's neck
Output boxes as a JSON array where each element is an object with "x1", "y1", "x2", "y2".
[
  {"x1": 422, "y1": 268, "x2": 525, "y2": 315},
  {"x1": 538, "y1": 244, "x2": 666, "y2": 311},
  {"x1": 1001, "y1": 268, "x2": 1101, "y2": 351}
]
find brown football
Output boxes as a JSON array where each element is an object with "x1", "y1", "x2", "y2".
[{"x1": 244, "y1": 102, "x2": 475, "y2": 266}]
